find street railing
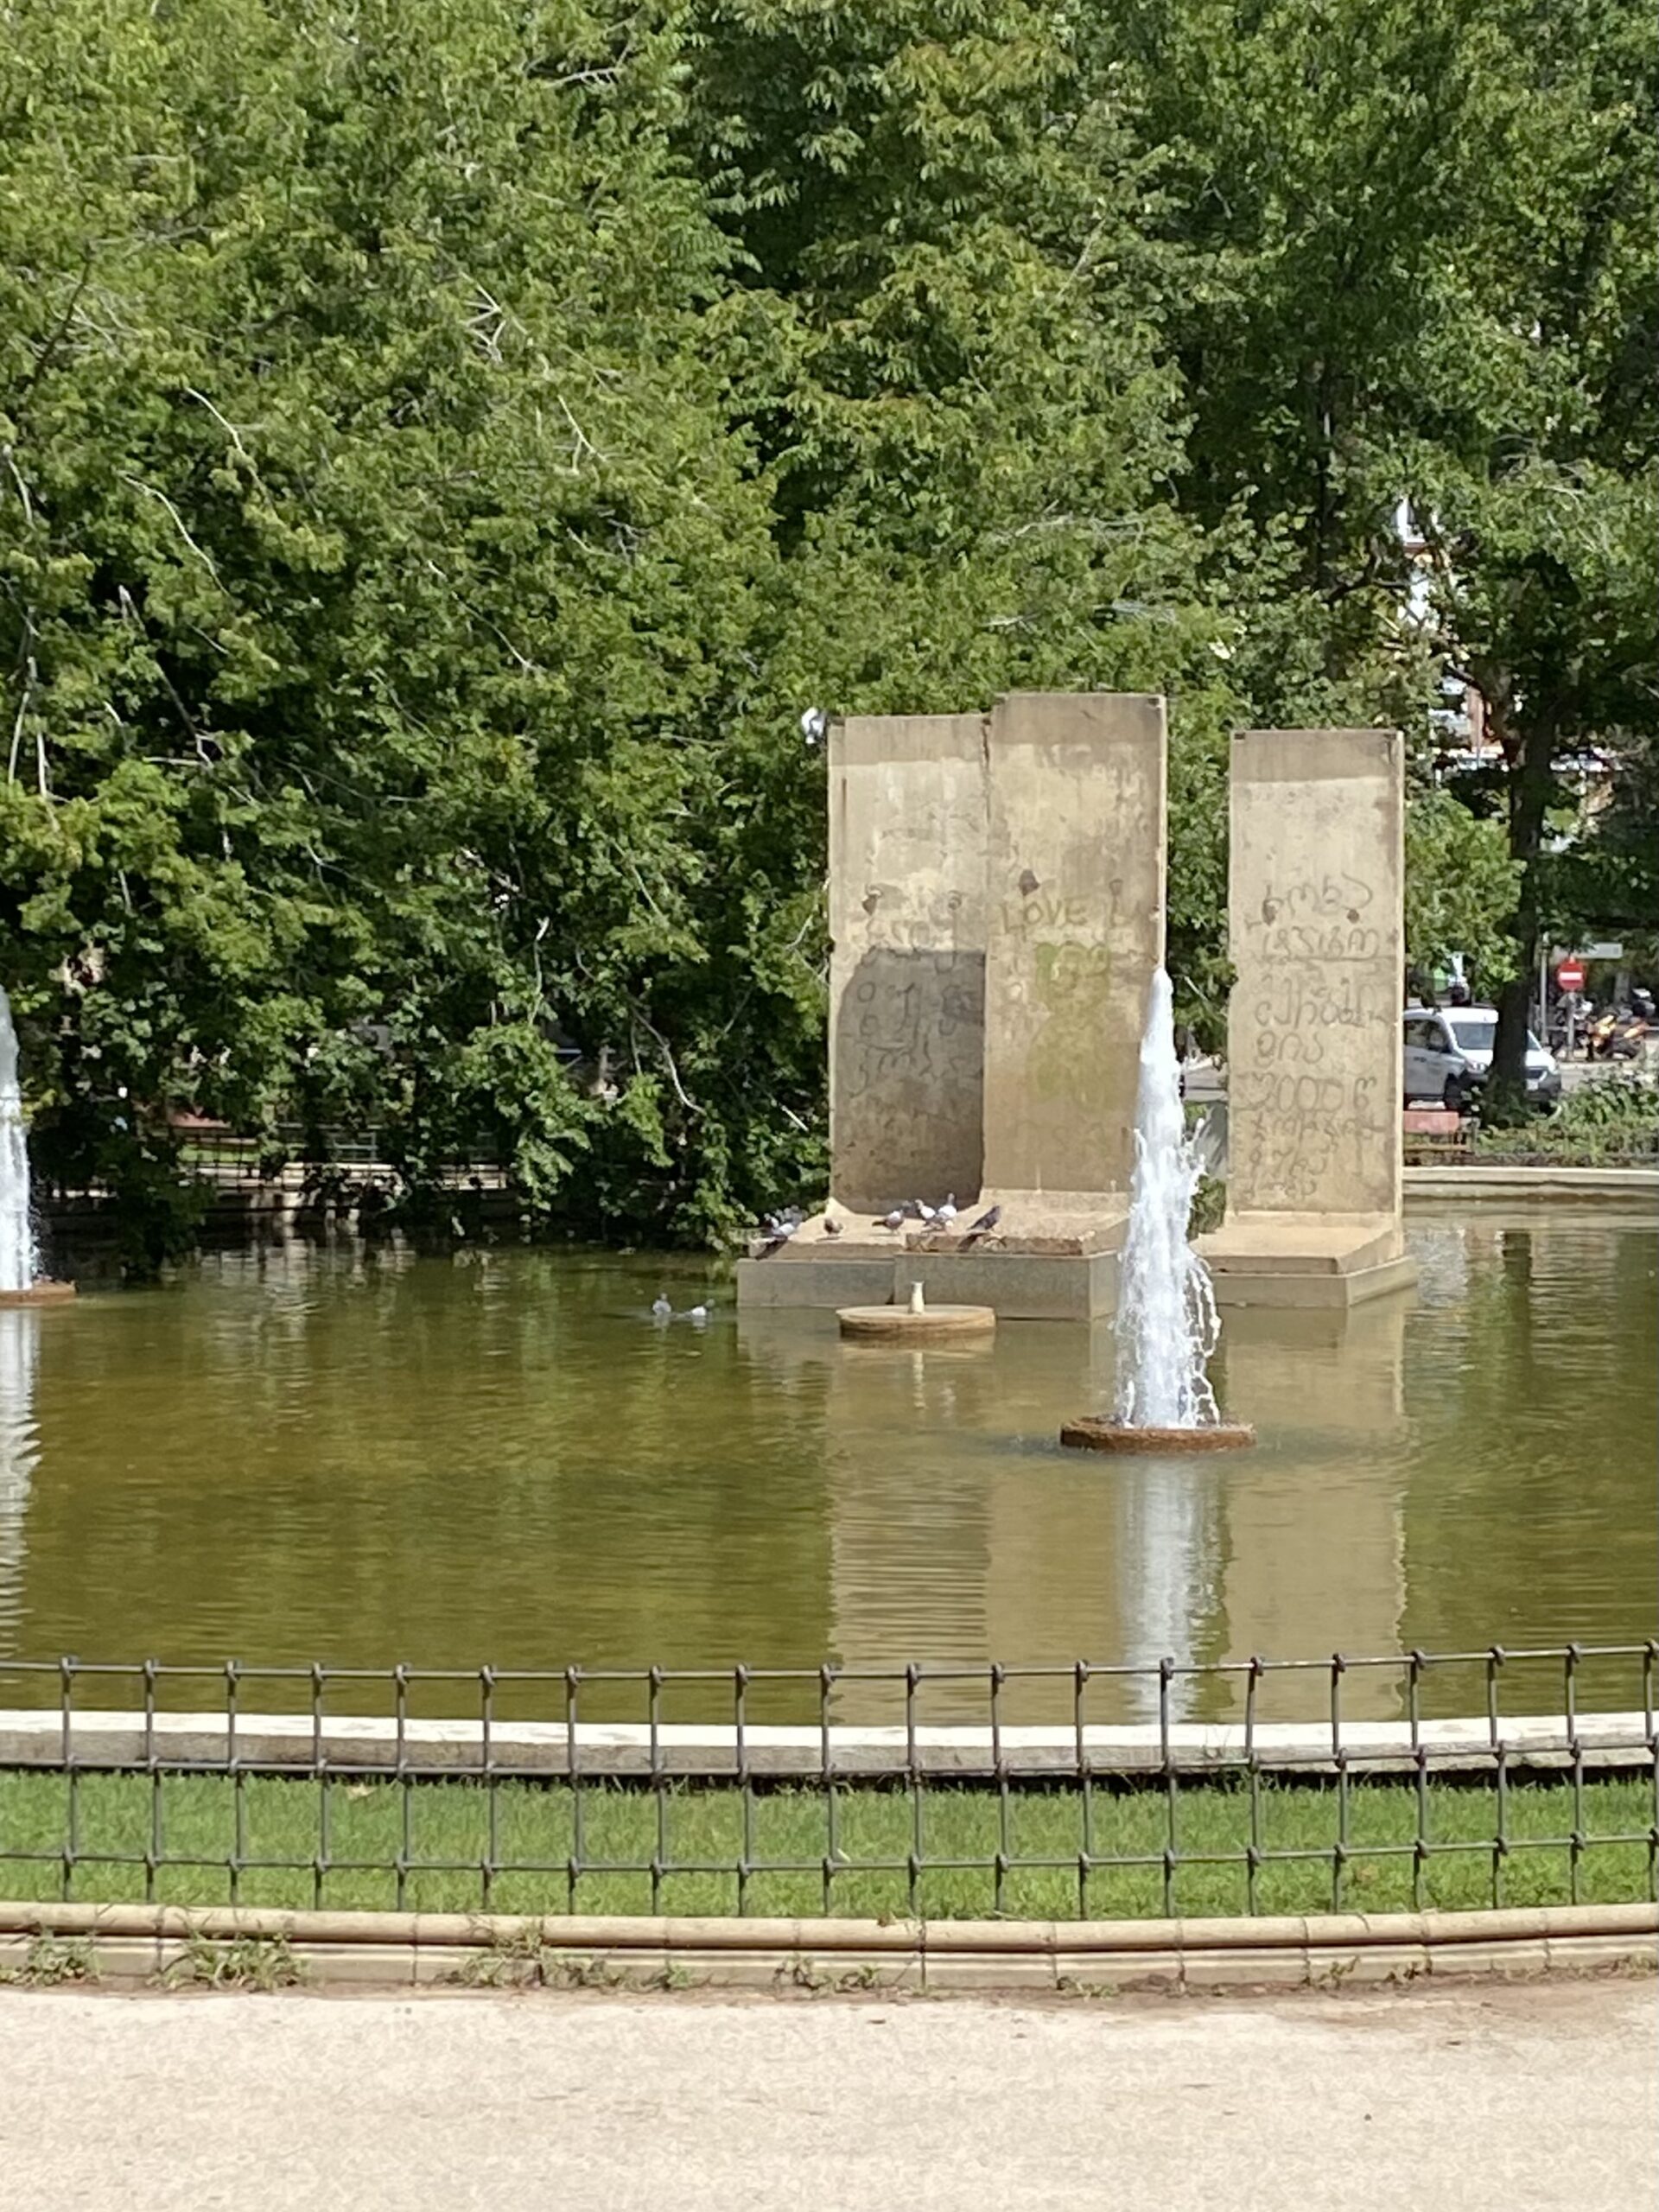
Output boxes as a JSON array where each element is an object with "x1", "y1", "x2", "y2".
[{"x1": 0, "y1": 1644, "x2": 1655, "y2": 1923}]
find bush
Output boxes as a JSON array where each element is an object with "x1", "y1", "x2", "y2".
[{"x1": 1478, "y1": 1071, "x2": 1658, "y2": 1162}]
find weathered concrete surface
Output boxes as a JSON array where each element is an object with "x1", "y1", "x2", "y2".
[
  {"x1": 980, "y1": 692, "x2": 1166, "y2": 1211},
  {"x1": 893, "y1": 1246, "x2": 1120, "y2": 1319},
  {"x1": 735, "y1": 1243, "x2": 1119, "y2": 1318},
  {"x1": 829, "y1": 713, "x2": 988, "y2": 1215},
  {"x1": 750, "y1": 693, "x2": 1167, "y2": 1315},
  {"x1": 0, "y1": 1979, "x2": 1651, "y2": 2211},
  {"x1": 1202, "y1": 728, "x2": 1412, "y2": 1307}
]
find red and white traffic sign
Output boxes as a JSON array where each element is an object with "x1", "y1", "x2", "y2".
[{"x1": 1556, "y1": 959, "x2": 1585, "y2": 993}]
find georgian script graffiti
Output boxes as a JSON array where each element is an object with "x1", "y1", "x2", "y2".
[
  {"x1": 1236, "y1": 867, "x2": 1395, "y2": 1208},
  {"x1": 855, "y1": 884, "x2": 975, "y2": 950},
  {"x1": 1260, "y1": 874, "x2": 1374, "y2": 924},
  {"x1": 1234, "y1": 1069, "x2": 1390, "y2": 1208},
  {"x1": 1249, "y1": 968, "x2": 1389, "y2": 1069},
  {"x1": 1245, "y1": 874, "x2": 1381, "y2": 963}
]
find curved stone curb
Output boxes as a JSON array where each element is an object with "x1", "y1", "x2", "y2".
[
  {"x1": 2, "y1": 1901, "x2": 1652, "y2": 1997},
  {"x1": 1404, "y1": 1166, "x2": 1657, "y2": 1202},
  {"x1": 1, "y1": 1707, "x2": 1649, "y2": 1779}
]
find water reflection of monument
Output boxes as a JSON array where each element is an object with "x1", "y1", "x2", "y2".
[
  {"x1": 735, "y1": 1312, "x2": 1235, "y2": 1725},
  {"x1": 1211, "y1": 1299, "x2": 1410, "y2": 1718},
  {"x1": 0, "y1": 1310, "x2": 41, "y2": 1648},
  {"x1": 742, "y1": 701, "x2": 1420, "y2": 1718},
  {"x1": 742, "y1": 1294, "x2": 1408, "y2": 1726}
]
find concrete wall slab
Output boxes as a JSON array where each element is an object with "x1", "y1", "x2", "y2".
[
  {"x1": 1224, "y1": 728, "x2": 1405, "y2": 1224},
  {"x1": 980, "y1": 694, "x2": 1166, "y2": 1201},
  {"x1": 830, "y1": 714, "x2": 988, "y2": 1213}
]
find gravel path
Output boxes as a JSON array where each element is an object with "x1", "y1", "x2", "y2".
[{"x1": 0, "y1": 1976, "x2": 1652, "y2": 2210}]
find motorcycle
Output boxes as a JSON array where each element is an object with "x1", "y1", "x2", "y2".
[{"x1": 1587, "y1": 1004, "x2": 1652, "y2": 1062}]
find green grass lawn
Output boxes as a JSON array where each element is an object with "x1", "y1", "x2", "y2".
[{"x1": 2, "y1": 1770, "x2": 1655, "y2": 1920}]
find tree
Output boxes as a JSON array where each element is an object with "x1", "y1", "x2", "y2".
[
  {"x1": 1100, "y1": 0, "x2": 1658, "y2": 1097},
  {"x1": 1405, "y1": 0, "x2": 1658, "y2": 1108},
  {"x1": 0, "y1": 0, "x2": 814, "y2": 1256},
  {"x1": 686, "y1": 0, "x2": 1241, "y2": 1036}
]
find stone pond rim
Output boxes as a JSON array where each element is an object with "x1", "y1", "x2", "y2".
[
  {"x1": 0, "y1": 1281, "x2": 77, "y2": 1309},
  {"x1": 1058, "y1": 1415, "x2": 1255, "y2": 1453}
]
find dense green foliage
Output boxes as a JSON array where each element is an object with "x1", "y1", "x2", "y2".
[{"x1": 2, "y1": 0, "x2": 1652, "y2": 1255}]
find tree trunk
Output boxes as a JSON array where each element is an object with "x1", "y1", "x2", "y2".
[{"x1": 1487, "y1": 709, "x2": 1556, "y2": 1123}]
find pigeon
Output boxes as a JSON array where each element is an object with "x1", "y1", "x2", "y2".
[
  {"x1": 651, "y1": 1294, "x2": 672, "y2": 1323},
  {"x1": 781, "y1": 1205, "x2": 804, "y2": 1229},
  {"x1": 800, "y1": 707, "x2": 828, "y2": 749},
  {"x1": 823, "y1": 1217, "x2": 843, "y2": 1238},
  {"x1": 877, "y1": 1209, "x2": 906, "y2": 1232},
  {"x1": 936, "y1": 1193, "x2": 958, "y2": 1226},
  {"x1": 912, "y1": 1199, "x2": 939, "y2": 1226},
  {"x1": 962, "y1": 1204, "x2": 1002, "y2": 1244},
  {"x1": 756, "y1": 1216, "x2": 796, "y2": 1255},
  {"x1": 684, "y1": 1304, "x2": 709, "y2": 1324}
]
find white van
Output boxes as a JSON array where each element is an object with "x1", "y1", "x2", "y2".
[{"x1": 1402, "y1": 1006, "x2": 1561, "y2": 1110}]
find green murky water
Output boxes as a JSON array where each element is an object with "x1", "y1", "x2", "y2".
[{"x1": 0, "y1": 1210, "x2": 1652, "y2": 1720}]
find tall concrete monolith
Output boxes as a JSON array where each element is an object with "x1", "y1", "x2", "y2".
[
  {"x1": 827, "y1": 713, "x2": 988, "y2": 1215},
  {"x1": 737, "y1": 691, "x2": 1167, "y2": 1319},
  {"x1": 1199, "y1": 728, "x2": 1416, "y2": 1307},
  {"x1": 979, "y1": 691, "x2": 1166, "y2": 1214}
]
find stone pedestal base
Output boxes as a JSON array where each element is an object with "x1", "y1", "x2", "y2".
[
  {"x1": 837, "y1": 1304, "x2": 996, "y2": 1343},
  {"x1": 0, "y1": 1281, "x2": 76, "y2": 1309},
  {"x1": 1058, "y1": 1417, "x2": 1255, "y2": 1453},
  {"x1": 736, "y1": 1246, "x2": 1122, "y2": 1321},
  {"x1": 1197, "y1": 1213, "x2": 1417, "y2": 1311},
  {"x1": 735, "y1": 1204, "x2": 1128, "y2": 1320}
]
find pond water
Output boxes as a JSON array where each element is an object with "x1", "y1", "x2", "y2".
[{"x1": 0, "y1": 1210, "x2": 1652, "y2": 1722}]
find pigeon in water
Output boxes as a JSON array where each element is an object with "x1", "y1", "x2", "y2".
[
  {"x1": 651, "y1": 1294, "x2": 672, "y2": 1323},
  {"x1": 963, "y1": 1204, "x2": 1002, "y2": 1243},
  {"x1": 685, "y1": 1303, "x2": 709, "y2": 1325}
]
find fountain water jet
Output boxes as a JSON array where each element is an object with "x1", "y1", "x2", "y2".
[
  {"x1": 0, "y1": 988, "x2": 73, "y2": 1309},
  {"x1": 1060, "y1": 968, "x2": 1251, "y2": 1452}
]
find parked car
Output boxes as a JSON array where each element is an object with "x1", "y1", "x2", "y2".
[{"x1": 1402, "y1": 1006, "x2": 1561, "y2": 1111}]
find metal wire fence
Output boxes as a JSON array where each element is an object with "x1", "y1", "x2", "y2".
[{"x1": 1, "y1": 1643, "x2": 1655, "y2": 1922}]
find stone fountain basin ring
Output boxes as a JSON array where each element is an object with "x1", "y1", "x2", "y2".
[
  {"x1": 837, "y1": 1304, "x2": 996, "y2": 1343},
  {"x1": 1059, "y1": 1416, "x2": 1255, "y2": 1453},
  {"x1": 0, "y1": 1281, "x2": 77, "y2": 1309}
]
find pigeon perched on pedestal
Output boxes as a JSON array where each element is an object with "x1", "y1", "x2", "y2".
[
  {"x1": 962, "y1": 1204, "x2": 1002, "y2": 1245},
  {"x1": 823, "y1": 1217, "x2": 843, "y2": 1238},
  {"x1": 877, "y1": 1209, "x2": 906, "y2": 1232},
  {"x1": 936, "y1": 1194, "x2": 958, "y2": 1226}
]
